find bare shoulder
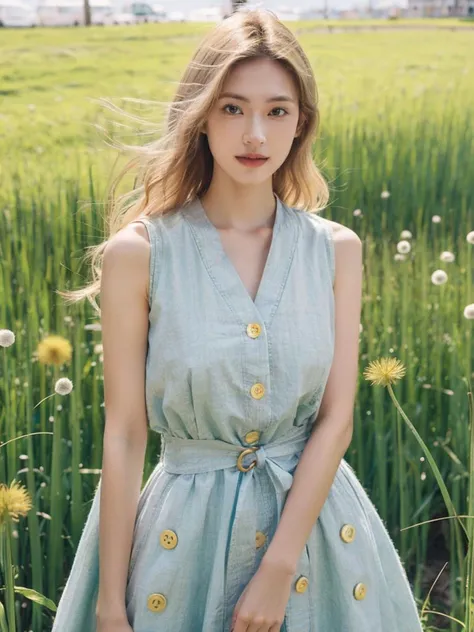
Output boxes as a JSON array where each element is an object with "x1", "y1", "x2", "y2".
[
  {"x1": 102, "y1": 221, "x2": 151, "y2": 302},
  {"x1": 323, "y1": 218, "x2": 361, "y2": 246},
  {"x1": 321, "y1": 218, "x2": 362, "y2": 288},
  {"x1": 104, "y1": 221, "x2": 150, "y2": 256}
]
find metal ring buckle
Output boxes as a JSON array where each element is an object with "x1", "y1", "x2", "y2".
[{"x1": 236, "y1": 446, "x2": 259, "y2": 472}]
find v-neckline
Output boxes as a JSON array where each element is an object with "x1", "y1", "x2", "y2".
[{"x1": 182, "y1": 192, "x2": 299, "y2": 328}]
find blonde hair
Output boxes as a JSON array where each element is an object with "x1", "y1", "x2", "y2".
[{"x1": 58, "y1": 7, "x2": 330, "y2": 314}]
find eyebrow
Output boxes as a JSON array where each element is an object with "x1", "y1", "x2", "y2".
[{"x1": 218, "y1": 91, "x2": 296, "y2": 104}]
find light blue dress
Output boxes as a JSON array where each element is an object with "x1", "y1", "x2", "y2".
[{"x1": 51, "y1": 193, "x2": 423, "y2": 632}]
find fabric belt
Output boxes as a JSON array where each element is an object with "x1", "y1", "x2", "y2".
[
  {"x1": 160, "y1": 425, "x2": 311, "y2": 629},
  {"x1": 161, "y1": 425, "x2": 309, "y2": 474}
]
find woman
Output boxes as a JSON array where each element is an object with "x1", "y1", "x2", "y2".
[{"x1": 53, "y1": 8, "x2": 424, "y2": 632}]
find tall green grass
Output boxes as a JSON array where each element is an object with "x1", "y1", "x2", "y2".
[{"x1": 0, "y1": 20, "x2": 473, "y2": 631}]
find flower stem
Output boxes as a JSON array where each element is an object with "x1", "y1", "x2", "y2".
[
  {"x1": 387, "y1": 384, "x2": 467, "y2": 539},
  {"x1": 1, "y1": 518, "x2": 17, "y2": 632}
]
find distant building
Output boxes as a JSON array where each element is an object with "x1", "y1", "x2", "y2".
[{"x1": 407, "y1": 0, "x2": 473, "y2": 16}]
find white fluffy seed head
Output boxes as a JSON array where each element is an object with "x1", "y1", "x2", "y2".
[
  {"x1": 431, "y1": 270, "x2": 448, "y2": 285},
  {"x1": 397, "y1": 240, "x2": 411, "y2": 254},
  {"x1": 463, "y1": 304, "x2": 474, "y2": 319},
  {"x1": 440, "y1": 251, "x2": 455, "y2": 263},
  {"x1": 0, "y1": 329, "x2": 15, "y2": 347},
  {"x1": 54, "y1": 377, "x2": 74, "y2": 396}
]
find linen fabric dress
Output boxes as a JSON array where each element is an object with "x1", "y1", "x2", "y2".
[{"x1": 51, "y1": 193, "x2": 423, "y2": 632}]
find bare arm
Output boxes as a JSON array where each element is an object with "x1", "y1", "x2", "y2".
[
  {"x1": 262, "y1": 224, "x2": 363, "y2": 572},
  {"x1": 95, "y1": 221, "x2": 151, "y2": 623}
]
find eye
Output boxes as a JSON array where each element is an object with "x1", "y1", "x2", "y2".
[
  {"x1": 270, "y1": 107, "x2": 288, "y2": 117},
  {"x1": 221, "y1": 104, "x2": 289, "y2": 117},
  {"x1": 222, "y1": 103, "x2": 242, "y2": 115}
]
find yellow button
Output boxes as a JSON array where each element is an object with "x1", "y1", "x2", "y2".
[
  {"x1": 244, "y1": 430, "x2": 260, "y2": 444},
  {"x1": 246, "y1": 323, "x2": 262, "y2": 339},
  {"x1": 147, "y1": 593, "x2": 167, "y2": 612},
  {"x1": 160, "y1": 529, "x2": 178, "y2": 549},
  {"x1": 295, "y1": 576, "x2": 309, "y2": 593},
  {"x1": 250, "y1": 383, "x2": 265, "y2": 399},
  {"x1": 353, "y1": 583, "x2": 367, "y2": 600},
  {"x1": 340, "y1": 524, "x2": 356, "y2": 543},
  {"x1": 255, "y1": 531, "x2": 266, "y2": 549}
]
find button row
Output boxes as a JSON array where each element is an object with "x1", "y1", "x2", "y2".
[
  {"x1": 145, "y1": 579, "x2": 372, "y2": 616},
  {"x1": 146, "y1": 528, "x2": 268, "y2": 613},
  {"x1": 246, "y1": 323, "x2": 265, "y2": 401},
  {"x1": 340, "y1": 523, "x2": 366, "y2": 600}
]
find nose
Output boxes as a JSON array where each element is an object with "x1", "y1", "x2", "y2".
[{"x1": 243, "y1": 115, "x2": 266, "y2": 145}]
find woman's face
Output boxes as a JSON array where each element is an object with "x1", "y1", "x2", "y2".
[{"x1": 203, "y1": 57, "x2": 302, "y2": 185}]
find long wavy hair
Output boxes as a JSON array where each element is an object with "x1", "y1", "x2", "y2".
[{"x1": 58, "y1": 7, "x2": 330, "y2": 314}]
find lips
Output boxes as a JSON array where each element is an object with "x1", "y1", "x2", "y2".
[{"x1": 236, "y1": 156, "x2": 268, "y2": 167}]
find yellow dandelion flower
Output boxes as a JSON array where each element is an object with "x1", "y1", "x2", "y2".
[
  {"x1": 363, "y1": 357, "x2": 406, "y2": 387},
  {"x1": 37, "y1": 335, "x2": 72, "y2": 366},
  {"x1": 0, "y1": 480, "x2": 33, "y2": 525}
]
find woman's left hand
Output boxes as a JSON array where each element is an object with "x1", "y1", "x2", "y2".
[{"x1": 230, "y1": 559, "x2": 295, "y2": 632}]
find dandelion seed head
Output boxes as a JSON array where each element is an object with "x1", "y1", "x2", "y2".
[
  {"x1": 431, "y1": 270, "x2": 448, "y2": 285},
  {"x1": 394, "y1": 254, "x2": 406, "y2": 262},
  {"x1": 381, "y1": 190, "x2": 391, "y2": 199},
  {"x1": 54, "y1": 377, "x2": 73, "y2": 396},
  {"x1": 400, "y1": 230, "x2": 412, "y2": 240},
  {"x1": 432, "y1": 215, "x2": 442, "y2": 224},
  {"x1": 467, "y1": 231, "x2": 474, "y2": 245},
  {"x1": 0, "y1": 329, "x2": 15, "y2": 347},
  {"x1": 397, "y1": 240, "x2": 411, "y2": 254},
  {"x1": 440, "y1": 251, "x2": 455, "y2": 263},
  {"x1": 353, "y1": 209, "x2": 362, "y2": 217},
  {"x1": 464, "y1": 303, "x2": 474, "y2": 320}
]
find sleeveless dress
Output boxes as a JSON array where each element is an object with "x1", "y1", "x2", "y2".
[{"x1": 50, "y1": 193, "x2": 423, "y2": 632}]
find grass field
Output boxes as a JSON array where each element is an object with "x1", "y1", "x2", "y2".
[{"x1": 0, "y1": 18, "x2": 473, "y2": 631}]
